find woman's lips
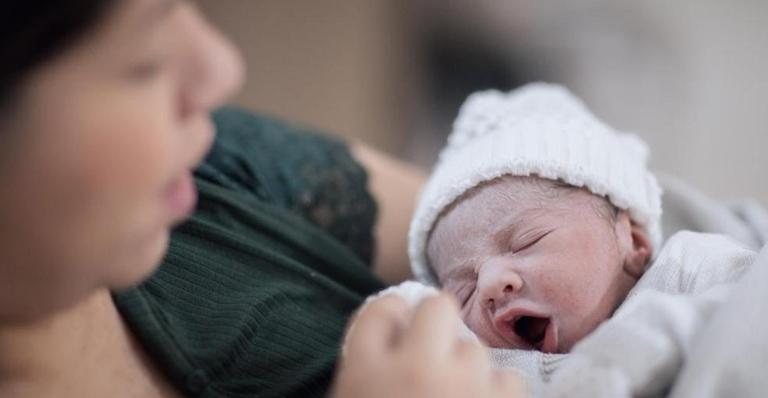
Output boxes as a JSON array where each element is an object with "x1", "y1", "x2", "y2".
[{"x1": 164, "y1": 171, "x2": 197, "y2": 221}]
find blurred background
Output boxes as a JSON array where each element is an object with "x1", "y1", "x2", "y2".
[{"x1": 197, "y1": 0, "x2": 768, "y2": 205}]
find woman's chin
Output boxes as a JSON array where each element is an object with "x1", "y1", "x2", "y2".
[{"x1": 111, "y1": 228, "x2": 171, "y2": 290}]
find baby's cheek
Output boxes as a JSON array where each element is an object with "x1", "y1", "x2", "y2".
[
  {"x1": 461, "y1": 309, "x2": 491, "y2": 344},
  {"x1": 459, "y1": 318, "x2": 481, "y2": 342},
  {"x1": 536, "y1": 265, "x2": 579, "y2": 302}
]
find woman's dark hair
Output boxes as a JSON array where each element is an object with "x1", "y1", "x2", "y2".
[{"x1": 1, "y1": 0, "x2": 120, "y2": 107}]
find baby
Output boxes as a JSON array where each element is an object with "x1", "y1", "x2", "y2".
[
  {"x1": 406, "y1": 83, "x2": 662, "y2": 353},
  {"x1": 356, "y1": 83, "x2": 759, "y2": 396},
  {"x1": 423, "y1": 175, "x2": 647, "y2": 353}
]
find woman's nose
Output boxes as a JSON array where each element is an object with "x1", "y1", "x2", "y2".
[
  {"x1": 476, "y1": 258, "x2": 524, "y2": 310},
  {"x1": 178, "y1": 6, "x2": 245, "y2": 118}
]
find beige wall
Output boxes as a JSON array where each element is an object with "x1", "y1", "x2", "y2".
[
  {"x1": 198, "y1": 1, "x2": 768, "y2": 206},
  {"x1": 536, "y1": 0, "x2": 768, "y2": 205},
  {"x1": 197, "y1": 0, "x2": 416, "y2": 154}
]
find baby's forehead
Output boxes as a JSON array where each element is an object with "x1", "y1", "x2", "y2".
[
  {"x1": 437, "y1": 176, "x2": 569, "y2": 224},
  {"x1": 426, "y1": 178, "x2": 554, "y2": 257},
  {"x1": 425, "y1": 176, "x2": 608, "y2": 269}
]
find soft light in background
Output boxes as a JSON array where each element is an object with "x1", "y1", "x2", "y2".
[{"x1": 197, "y1": 0, "x2": 768, "y2": 205}]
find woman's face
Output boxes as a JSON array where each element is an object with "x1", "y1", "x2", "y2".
[{"x1": 0, "y1": 0, "x2": 244, "y2": 321}]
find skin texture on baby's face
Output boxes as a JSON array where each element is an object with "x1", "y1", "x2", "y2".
[{"x1": 427, "y1": 176, "x2": 651, "y2": 353}]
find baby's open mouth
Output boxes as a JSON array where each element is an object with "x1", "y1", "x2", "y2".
[
  {"x1": 512, "y1": 316, "x2": 551, "y2": 350},
  {"x1": 513, "y1": 316, "x2": 548, "y2": 345},
  {"x1": 493, "y1": 308, "x2": 559, "y2": 352}
]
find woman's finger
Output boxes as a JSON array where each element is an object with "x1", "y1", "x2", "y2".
[
  {"x1": 402, "y1": 294, "x2": 462, "y2": 356},
  {"x1": 344, "y1": 294, "x2": 410, "y2": 360}
]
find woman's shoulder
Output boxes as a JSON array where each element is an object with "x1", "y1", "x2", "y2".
[
  {"x1": 114, "y1": 108, "x2": 385, "y2": 397},
  {"x1": 115, "y1": 183, "x2": 382, "y2": 397},
  {"x1": 200, "y1": 106, "x2": 378, "y2": 265}
]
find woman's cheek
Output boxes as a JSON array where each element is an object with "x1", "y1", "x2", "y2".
[{"x1": 85, "y1": 101, "x2": 176, "y2": 195}]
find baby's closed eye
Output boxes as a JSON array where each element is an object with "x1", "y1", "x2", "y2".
[
  {"x1": 508, "y1": 229, "x2": 554, "y2": 253},
  {"x1": 442, "y1": 271, "x2": 477, "y2": 308},
  {"x1": 455, "y1": 281, "x2": 477, "y2": 307}
]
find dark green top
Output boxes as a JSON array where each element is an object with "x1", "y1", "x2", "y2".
[{"x1": 113, "y1": 108, "x2": 385, "y2": 398}]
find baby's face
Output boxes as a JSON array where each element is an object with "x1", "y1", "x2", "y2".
[{"x1": 427, "y1": 176, "x2": 646, "y2": 353}]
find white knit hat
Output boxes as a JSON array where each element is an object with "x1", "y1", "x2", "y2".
[{"x1": 408, "y1": 82, "x2": 663, "y2": 286}]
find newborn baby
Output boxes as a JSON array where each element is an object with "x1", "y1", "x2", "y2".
[
  {"x1": 357, "y1": 83, "x2": 758, "y2": 397},
  {"x1": 426, "y1": 175, "x2": 649, "y2": 353},
  {"x1": 406, "y1": 82, "x2": 663, "y2": 353}
]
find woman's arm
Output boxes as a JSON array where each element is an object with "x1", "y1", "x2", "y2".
[{"x1": 351, "y1": 143, "x2": 426, "y2": 284}]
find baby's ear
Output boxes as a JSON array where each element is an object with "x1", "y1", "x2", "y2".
[{"x1": 616, "y1": 212, "x2": 652, "y2": 279}]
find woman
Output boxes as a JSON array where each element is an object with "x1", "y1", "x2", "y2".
[{"x1": 0, "y1": 0, "x2": 523, "y2": 397}]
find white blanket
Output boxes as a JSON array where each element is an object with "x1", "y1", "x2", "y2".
[{"x1": 365, "y1": 175, "x2": 768, "y2": 397}]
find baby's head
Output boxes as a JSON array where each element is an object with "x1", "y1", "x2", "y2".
[
  {"x1": 427, "y1": 175, "x2": 651, "y2": 353},
  {"x1": 408, "y1": 83, "x2": 663, "y2": 353}
]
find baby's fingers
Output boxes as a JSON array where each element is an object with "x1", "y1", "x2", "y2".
[
  {"x1": 344, "y1": 294, "x2": 410, "y2": 360},
  {"x1": 402, "y1": 294, "x2": 462, "y2": 357}
]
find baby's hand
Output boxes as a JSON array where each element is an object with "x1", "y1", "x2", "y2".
[
  {"x1": 334, "y1": 294, "x2": 526, "y2": 398},
  {"x1": 347, "y1": 281, "x2": 479, "y2": 349}
]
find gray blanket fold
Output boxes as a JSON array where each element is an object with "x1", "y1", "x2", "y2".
[{"x1": 669, "y1": 244, "x2": 768, "y2": 397}]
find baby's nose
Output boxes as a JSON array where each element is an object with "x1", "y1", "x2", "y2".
[{"x1": 477, "y1": 259, "x2": 524, "y2": 311}]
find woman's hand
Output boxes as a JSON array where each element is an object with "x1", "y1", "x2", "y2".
[{"x1": 333, "y1": 294, "x2": 526, "y2": 398}]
